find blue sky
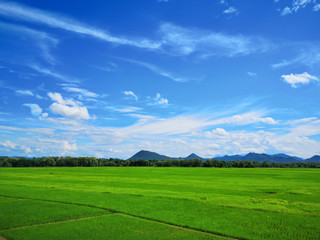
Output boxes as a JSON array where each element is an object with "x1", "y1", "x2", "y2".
[{"x1": 0, "y1": 0, "x2": 319, "y2": 159}]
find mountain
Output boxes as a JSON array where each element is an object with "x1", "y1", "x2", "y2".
[
  {"x1": 128, "y1": 150, "x2": 309, "y2": 163},
  {"x1": 305, "y1": 155, "x2": 320, "y2": 162},
  {"x1": 128, "y1": 150, "x2": 170, "y2": 161},
  {"x1": 215, "y1": 154, "x2": 243, "y2": 161},
  {"x1": 185, "y1": 153, "x2": 204, "y2": 160},
  {"x1": 273, "y1": 153, "x2": 304, "y2": 161},
  {"x1": 216, "y1": 153, "x2": 302, "y2": 163}
]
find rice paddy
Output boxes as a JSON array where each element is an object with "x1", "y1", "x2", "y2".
[{"x1": 0, "y1": 167, "x2": 319, "y2": 239}]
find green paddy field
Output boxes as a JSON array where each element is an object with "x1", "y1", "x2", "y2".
[{"x1": 0, "y1": 167, "x2": 319, "y2": 240}]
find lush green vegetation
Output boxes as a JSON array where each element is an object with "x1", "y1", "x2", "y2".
[
  {"x1": 0, "y1": 167, "x2": 319, "y2": 239},
  {"x1": 1, "y1": 156, "x2": 319, "y2": 168}
]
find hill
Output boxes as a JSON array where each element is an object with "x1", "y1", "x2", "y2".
[
  {"x1": 185, "y1": 153, "x2": 204, "y2": 160},
  {"x1": 128, "y1": 150, "x2": 170, "y2": 161}
]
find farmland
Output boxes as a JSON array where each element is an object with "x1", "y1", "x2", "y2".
[{"x1": 0, "y1": 167, "x2": 319, "y2": 239}]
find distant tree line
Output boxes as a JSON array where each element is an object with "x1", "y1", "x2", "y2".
[{"x1": 0, "y1": 156, "x2": 319, "y2": 168}]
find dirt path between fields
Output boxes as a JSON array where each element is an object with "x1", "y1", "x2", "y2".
[{"x1": 0, "y1": 194, "x2": 242, "y2": 240}]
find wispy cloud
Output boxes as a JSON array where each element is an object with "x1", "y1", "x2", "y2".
[
  {"x1": 272, "y1": 45, "x2": 320, "y2": 69},
  {"x1": 0, "y1": 125, "x2": 54, "y2": 135},
  {"x1": 158, "y1": 23, "x2": 271, "y2": 58},
  {"x1": 0, "y1": 2, "x2": 272, "y2": 60},
  {"x1": 0, "y1": 22, "x2": 58, "y2": 64},
  {"x1": 247, "y1": 72, "x2": 257, "y2": 77},
  {"x1": 0, "y1": 1, "x2": 161, "y2": 50},
  {"x1": 118, "y1": 58, "x2": 193, "y2": 82},
  {"x1": 106, "y1": 105, "x2": 142, "y2": 113},
  {"x1": 62, "y1": 85, "x2": 99, "y2": 98},
  {"x1": 281, "y1": 72, "x2": 319, "y2": 88},
  {"x1": 123, "y1": 91, "x2": 138, "y2": 101},
  {"x1": 29, "y1": 64, "x2": 80, "y2": 83},
  {"x1": 16, "y1": 90, "x2": 33, "y2": 96}
]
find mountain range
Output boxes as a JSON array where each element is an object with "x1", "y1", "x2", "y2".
[{"x1": 128, "y1": 150, "x2": 320, "y2": 163}]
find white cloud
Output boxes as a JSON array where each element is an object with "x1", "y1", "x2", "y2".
[
  {"x1": 204, "y1": 128, "x2": 229, "y2": 138},
  {"x1": 287, "y1": 117, "x2": 317, "y2": 125},
  {"x1": 247, "y1": 72, "x2": 257, "y2": 76},
  {"x1": 113, "y1": 106, "x2": 142, "y2": 113},
  {"x1": 123, "y1": 91, "x2": 138, "y2": 101},
  {"x1": 63, "y1": 86, "x2": 99, "y2": 98},
  {"x1": 30, "y1": 64, "x2": 80, "y2": 83},
  {"x1": 148, "y1": 93, "x2": 169, "y2": 105},
  {"x1": 272, "y1": 45, "x2": 320, "y2": 69},
  {"x1": 0, "y1": 140, "x2": 16, "y2": 149},
  {"x1": 281, "y1": 72, "x2": 319, "y2": 88},
  {"x1": 314, "y1": 3, "x2": 320, "y2": 11},
  {"x1": 16, "y1": 90, "x2": 33, "y2": 96},
  {"x1": 0, "y1": 140, "x2": 32, "y2": 154},
  {"x1": 223, "y1": 7, "x2": 239, "y2": 14},
  {"x1": 158, "y1": 23, "x2": 270, "y2": 58},
  {"x1": 155, "y1": 93, "x2": 168, "y2": 105},
  {"x1": 23, "y1": 103, "x2": 42, "y2": 116},
  {"x1": 0, "y1": 125, "x2": 54, "y2": 135},
  {"x1": 62, "y1": 140, "x2": 77, "y2": 151},
  {"x1": 0, "y1": 22, "x2": 58, "y2": 65},
  {"x1": 280, "y1": 0, "x2": 319, "y2": 15},
  {"x1": 281, "y1": 7, "x2": 292, "y2": 15},
  {"x1": 21, "y1": 145, "x2": 32, "y2": 153},
  {"x1": 41, "y1": 112, "x2": 49, "y2": 118},
  {"x1": 119, "y1": 58, "x2": 191, "y2": 82},
  {"x1": 0, "y1": 1, "x2": 161, "y2": 50},
  {"x1": 48, "y1": 92, "x2": 91, "y2": 120}
]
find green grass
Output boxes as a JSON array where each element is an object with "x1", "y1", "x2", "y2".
[{"x1": 0, "y1": 167, "x2": 319, "y2": 239}]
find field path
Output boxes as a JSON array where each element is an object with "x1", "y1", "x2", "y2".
[{"x1": 0, "y1": 194, "x2": 241, "y2": 240}]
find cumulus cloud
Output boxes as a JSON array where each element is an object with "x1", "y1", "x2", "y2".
[
  {"x1": 150, "y1": 93, "x2": 168, "y2": 105},
  {"x1": 204, "y1": 128, "x2": 229, "y2": 138},
  {"x1": 0, "y1": 140, "x2": 32, "y2": 154},
  {"x1": 62, "y1": 140, "x2": 77, "y2": 151},
  {"x1": 281, "y1": 72, "x2": 319, "y2": 88},
  {"x1": 123, "y1": 91, "x2": 138, "y2": 101},
  {"x1": 48, "y1": 92, "x2": 91, "y2": 120},
  {"x1": 314, "y1": 3, "x2": 320, "y2": 11},
  {"x1": 23, "y1": 103, "x2": 42, "y2": 116}
]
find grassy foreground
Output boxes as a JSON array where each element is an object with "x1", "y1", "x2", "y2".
[{"x1": 0, "y1": 167, "x2": 319, "y2": 239}]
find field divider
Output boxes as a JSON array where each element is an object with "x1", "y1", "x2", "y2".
[
  {"x1": 0, "y1": 194, "x2": 243, "y2": 240},
  {"x1": 1, "y1": 214, "x2": 110, "y2": 232}
]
